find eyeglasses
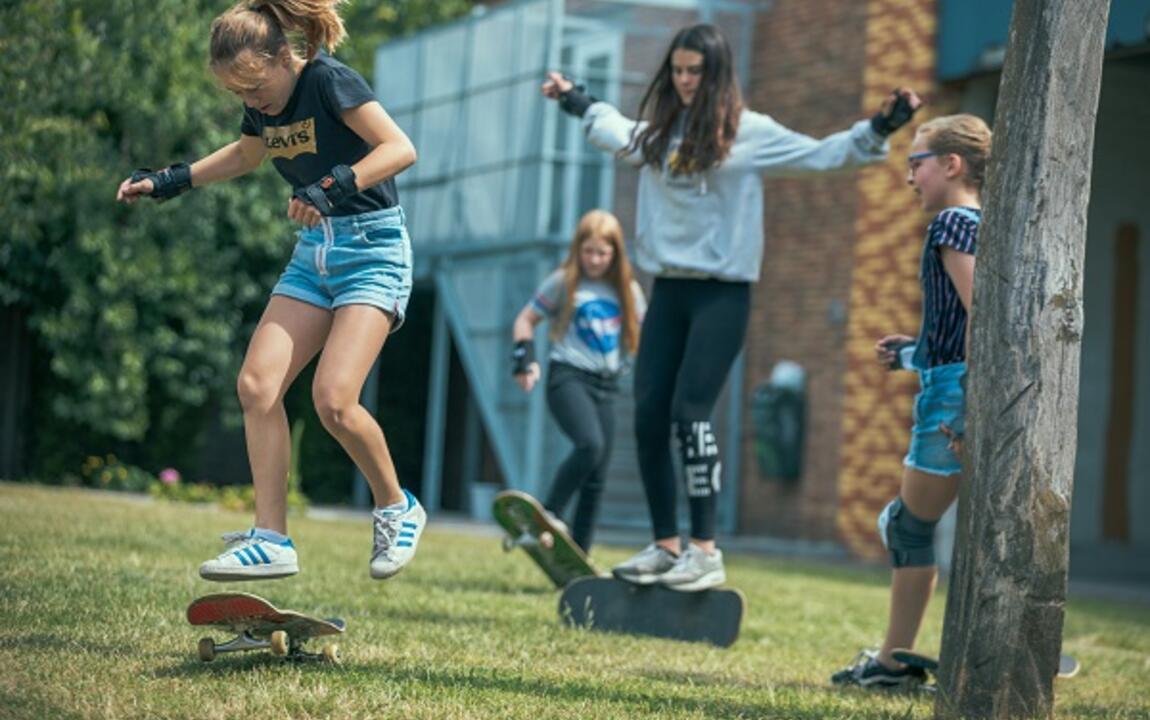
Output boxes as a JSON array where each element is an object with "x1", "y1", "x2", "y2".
[{"x1": 907, "y1": 151, "x2": 938, "y2": 170}]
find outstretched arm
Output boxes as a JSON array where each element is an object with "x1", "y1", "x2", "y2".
[
  {"x1": 541, "y1": 71, "x2": 645, "y2": 165},
  {"x1": 116, "y1": 134, "x2": 266, "y2": 203},
  {"x1": 751, "y1": 88, "x2": 923, "y2": 176}
]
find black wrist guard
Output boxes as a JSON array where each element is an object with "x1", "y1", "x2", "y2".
[
  {"x1": 511, "y1": 340, "x2": 535, "y2": 375},
  {"x1": 881, "y1": 339, "x2": 916, "y2": 371},
  {"x1": 557, "y1": 79, "x2": 597, "y2": 118},
  {"x1": 130, "y1": 162, "x2": 192, "y2": 201},
  {"x1": 294, "y1": 164, "x2": 358, "y2": 215},
  {"x1": 870, "y1": 91, "x2": 917, "y2": 137}
]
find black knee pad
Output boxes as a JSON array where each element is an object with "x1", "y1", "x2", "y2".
[
  {"x1": 673, "y1": 420, "x2": 722, "y2": 498},
  {"x1": 877, "y1": 497, "x2": 937, "y2": 568}
]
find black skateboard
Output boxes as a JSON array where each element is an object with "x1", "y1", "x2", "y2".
[{"x1": 559, "y1": 576, "x2": 745, "y2": 648}]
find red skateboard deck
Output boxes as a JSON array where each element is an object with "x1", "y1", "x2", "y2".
[{"x1": 187, "y1": 592, "x2": 344, "y2": 663}]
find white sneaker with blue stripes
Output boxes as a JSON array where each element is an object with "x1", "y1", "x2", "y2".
[
  {"x1": 370, "y1": 489, "x2": 426, "y2": 579},
  {"x1": 198, "y1": 528, "x2": 299, "y2": 581}
]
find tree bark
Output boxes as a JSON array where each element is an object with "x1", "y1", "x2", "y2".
[{"x1": 935, "y1": 1, "x2": 1110, "y2": 718}]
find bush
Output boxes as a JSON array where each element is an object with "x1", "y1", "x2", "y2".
[
  {"x1": 149, "y1": 479, "x2": 308, "y2": 515},
  {"x1": 81, "y1": 454, "x2": 156, "y2": 493},
  {"x1": 0, "y1": 0, "x2": 473, "y2": 489}
]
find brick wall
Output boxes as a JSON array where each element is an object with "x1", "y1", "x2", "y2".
[
  {"x1": 738, "y1": 0, "x2": 871, "y2": 540},
  {"x1": 837, "y1": 0, "x2": 950, "y2": 559},
  {"x1": 738, "y1": 0, "x2": 947, "y2": 555}
]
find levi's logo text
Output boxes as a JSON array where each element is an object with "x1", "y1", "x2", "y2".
[{"x1": 262, "y1": 118, "x2": 317, "y2": 160}]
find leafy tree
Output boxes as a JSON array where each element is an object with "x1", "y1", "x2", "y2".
[
  {"x1": 339, "y1": 0, "x2": 476, "y2": 85},
  {"x1": 0, "y1": 0, "x2": 471, "y2": 489}
]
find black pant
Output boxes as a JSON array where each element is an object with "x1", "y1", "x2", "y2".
[
  {"x1": 542, "y1": 362, "x2": 618, "y2": 551},
  {"x1": 633, "y1": 278, "x2": 750, "y2": 541}
]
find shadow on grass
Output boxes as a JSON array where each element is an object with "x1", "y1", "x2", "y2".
[
  {"x1": 638, "y1": 667, "x2": 935, "y2": 704},
  {"x1": 155, "y1": 652, "x2": 348, "y2": 677},
  {"x1": 416, "y1": 574, "x2": 555, "y2": 596},
  {"x1": 1057, "y1": 703, "x2": 1150, "y2": 719},
  {"x1": 738, "y1": 557, "x2": 892, "y2": 589},
  {"x1": 0, "y1": 688, "x2": 85, "y2": 720},
  {"x1": 156, "y1": 655, "x2": 931, "y2": 719},
  {"x1": 363, "y1": 605, "x2": 502, "y2": 628},
  {"x1": 359, "y1": 660, "x2": 933, "y2": 718},
  {"x1": 0, "y1": 632, "x2": 120, "y2": 655}
]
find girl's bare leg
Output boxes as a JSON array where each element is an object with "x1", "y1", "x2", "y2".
[
  {"x1": 311, "y1": 304, "x2": 403, "y2": 508},
  {"x1": 236, "y1": 296, "x2": 332, "y2": 533},
  {"x1": 877, "y1": 466, "x2": 961, "y2": 667}
]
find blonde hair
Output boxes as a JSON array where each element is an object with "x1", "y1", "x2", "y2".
[
  {"x1": 553, "y1": 210, "x2": 641, "y2": 356},
  {"x1": 210, "y1": 0, "x2": 347, "y2": 74},
  {"x1": 915, "y1": 114, "x2": 993, "y2": 190}
]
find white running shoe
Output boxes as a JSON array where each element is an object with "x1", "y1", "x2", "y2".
[
  {"x1": 369, "y1": 490, "x2": 427, "y2": 579},
  {"x1": 658, "y1": 544, "x2": 726, "y2": 592},
  {"x1": 198, "y1": 529, "x2": 299, "y2": 581}
]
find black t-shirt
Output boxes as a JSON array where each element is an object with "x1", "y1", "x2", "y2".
[{"x1": 240, "y1": 54, "x2": 398, "y2": 215}]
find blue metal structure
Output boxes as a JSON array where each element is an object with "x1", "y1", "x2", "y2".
[
  {"x1": 938, "y1": 0, "x2": 1150, "y2": 80},
  {"x1": 374, "y1": 0, "x2": 760, "y2": 532}
]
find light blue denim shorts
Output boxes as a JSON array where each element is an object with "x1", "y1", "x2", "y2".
[
  {"x1": 903, "y1": 361, "x2": 966, "y2": 477},
  {"x1": 272, "y1": 206, "x2": 412, "y2": 332}
]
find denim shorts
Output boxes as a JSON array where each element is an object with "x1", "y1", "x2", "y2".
[
  {"x1": 271, "y1": 206, "x2": 412, "y2": 332},
  {"x1": 903, "y1": 362, "x2": 966, "y2": 477}
]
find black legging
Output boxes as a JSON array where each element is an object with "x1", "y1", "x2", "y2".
[
  {"x1": 633, "y1": 278, "x2": 751, "y2": 541},
  {"x1": 542, "y1": 362, "x2": 617, "y2": 551}
]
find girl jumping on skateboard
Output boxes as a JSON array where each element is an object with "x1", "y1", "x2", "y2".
[
  {"x1": 831, "y1": 114, "x2": 991, "y2": 688},
  {"x1": 511, "y1": 209, "x2": 646, "y2": 553},
  {"x1": 542, "y1": 24, "x2": 922, "y2": 591},
  {"x1": 116, "y1": 0, "x2": 425, "y2": 582}
]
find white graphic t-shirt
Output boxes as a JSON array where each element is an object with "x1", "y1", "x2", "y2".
[{"x1": 529, "y1": 270, "x2": 646, "y2": 376}]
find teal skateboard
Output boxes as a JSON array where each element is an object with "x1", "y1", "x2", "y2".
[{"x1": 492, "y1": 490, "x2": 598, "y2": 588}]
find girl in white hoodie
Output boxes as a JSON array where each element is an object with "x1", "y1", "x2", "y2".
[{"x1": 542, "y1": 23, "x2": 921, "y2": 591}]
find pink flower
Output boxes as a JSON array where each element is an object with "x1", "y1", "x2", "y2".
[{"x1": 159, "y1": 468, "x2": 181, "y2": 486}]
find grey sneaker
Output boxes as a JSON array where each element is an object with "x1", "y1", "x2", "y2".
[
  {"x1": 369, "y1": 490, "x2": 427, "y2": 579},
  {"x1": 658, "y1": 545, "x2": 725, "y2": 592},
  {"x1": 611, "y1": 543, "x2": 678, "y2": 585}
]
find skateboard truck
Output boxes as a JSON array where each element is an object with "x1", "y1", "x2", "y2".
[
  {"x1": 502, "y1": 531, "x2": 555, "y2": 552},
  {"x1": 188, "y1": 592, "x2": 344, "y2": 664},
  {"x1": 197, "y1": 629, "x2": 340, "y2": 663}
]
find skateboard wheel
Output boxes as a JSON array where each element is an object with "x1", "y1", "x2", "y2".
[
  {"x1": 270, "y1": 630, "x2": 289, "y2": 657},
  {"x1": 539, "y1": 532, "x2": 554, "y2": 550},
  {"x1": 322, "y1": 644, "x2": 340, "y2": 664},
  {"x1": 197, "y1": 637, "x2": 216, "y2": 662}
]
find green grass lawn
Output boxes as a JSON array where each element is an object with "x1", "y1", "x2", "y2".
[{"x1": 1, "y1": 483, "x2": 1147, "y2": 719}]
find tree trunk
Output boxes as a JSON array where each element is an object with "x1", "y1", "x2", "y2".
[{"x1": 935, "y1": 1, "x2": 1110, "y2": 719}]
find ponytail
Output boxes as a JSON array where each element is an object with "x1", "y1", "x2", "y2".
[{"x1": 210, "y1": 0, "x2": 347, "y2": 69}]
